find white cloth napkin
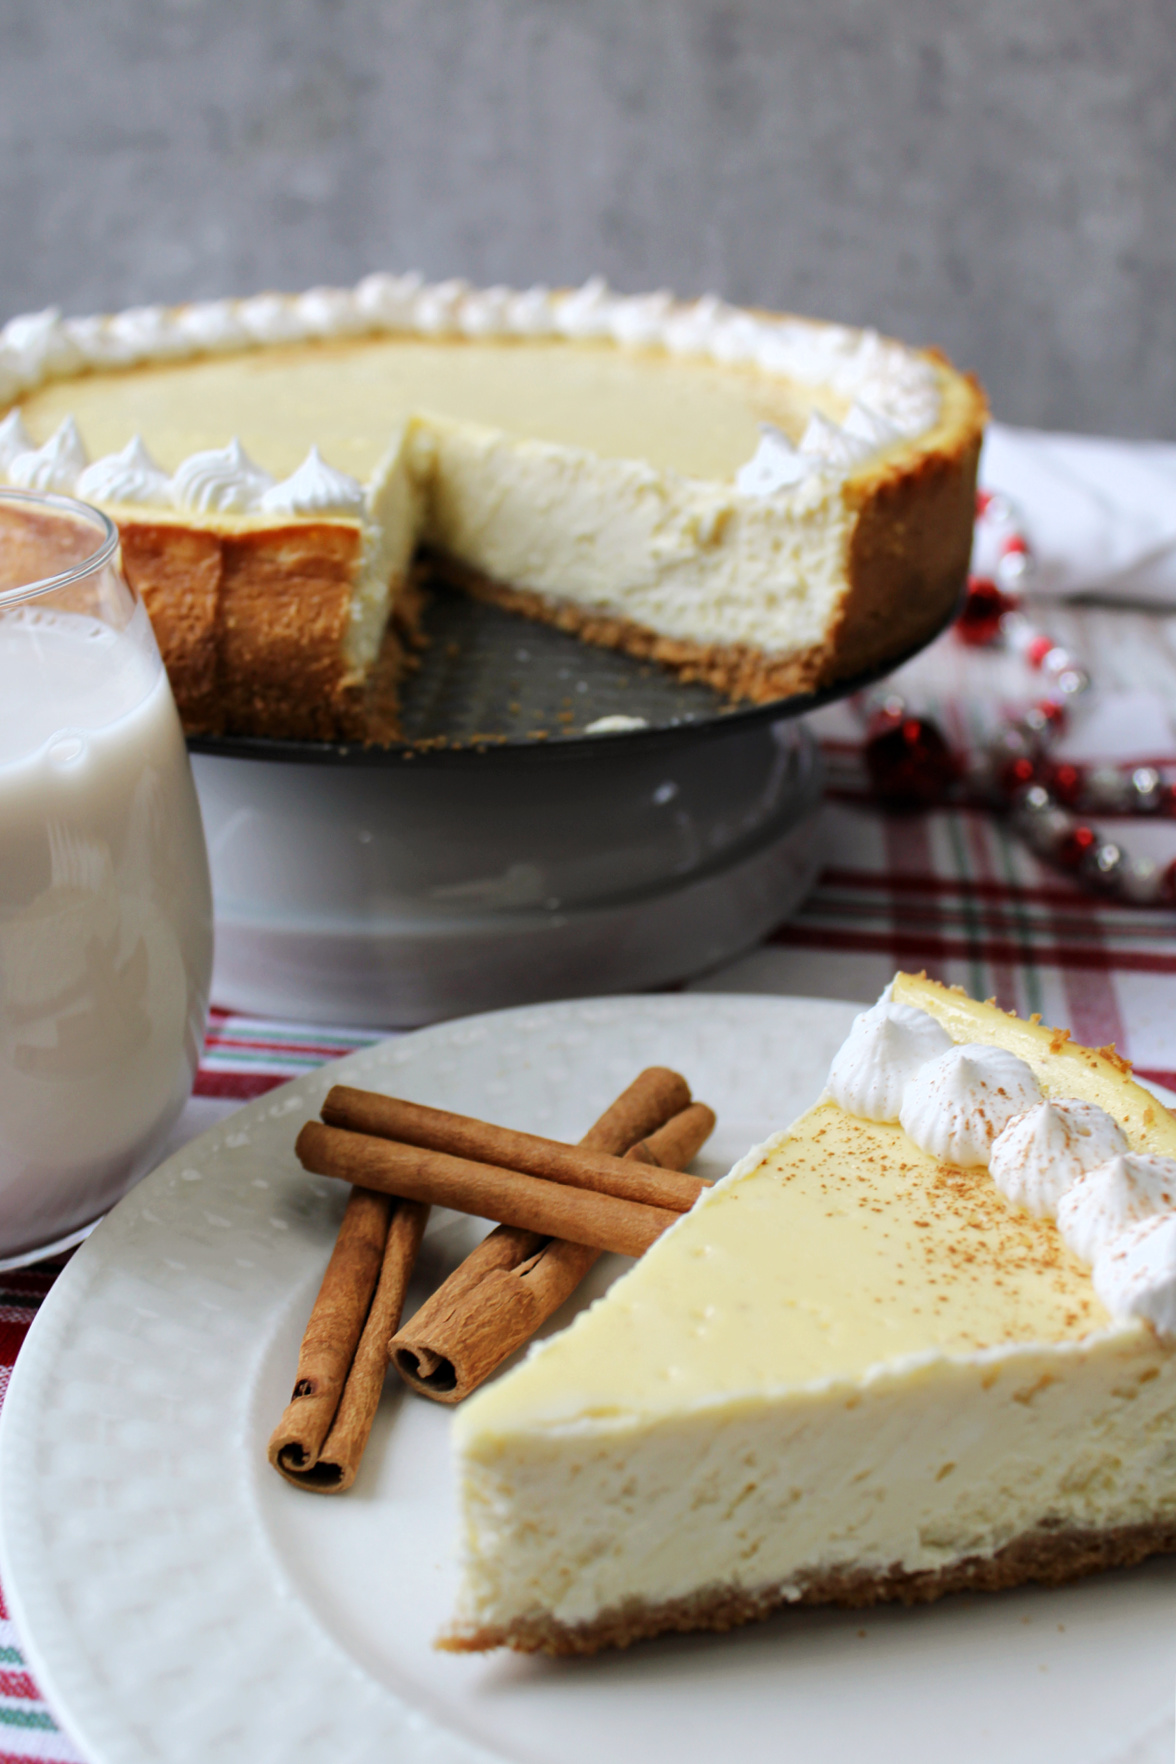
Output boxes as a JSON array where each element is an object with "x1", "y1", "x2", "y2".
[{"x1": 980, "y1": 422, "x2": 1176, "y2": 604}]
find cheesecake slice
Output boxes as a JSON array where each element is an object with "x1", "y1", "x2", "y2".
[
  {"x1": 444, "y1": 974, "x2": 1176, "y2": 1654},
  {"x1": 0, "y1": 280, "x2": 985, "y2": 739}
]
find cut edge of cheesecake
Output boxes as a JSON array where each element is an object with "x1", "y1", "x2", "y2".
[
  {"x1": 107, "y1": 426, "x2": 423, "y2": 741},
  {"x1": 440, "y1": 974, "x2": 1176, "y2": 1655},
  {"x1": 417, "y1": 349, "x2": 984, "y2": 711},
  {"x1": 1, "y1": 285, "x2": 986, "y2": 740},
  {"x1": 425, "y1": 397, "x2": 980, "y2": 710}
]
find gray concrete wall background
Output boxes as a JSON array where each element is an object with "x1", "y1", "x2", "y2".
[{"x1": 1, "y1": 0, "x2": 1172, "y2": 437}]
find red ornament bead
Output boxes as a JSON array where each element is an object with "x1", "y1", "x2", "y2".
[
  {"x1": 956, "y1": 578, "x2": 1013, "y2": 647},
  {"x1": 1056, "y1": 824, "x2": 1098, "y2": 870},
  {"x1": 975, "y1": 489, "x2": 993, "y2": 517},
  {"x1": 1000, "y1": 755, "x2": 1038, "y2": 795},
  {"x1": 1026, "y1": 635, "x2": 1054, "y2": 668},
  {"x1": 1045, "y1": 762, "x2": 1083, "y2": 806},
  {"x1": 865, "y1": 715, "x2": 958, "y2": 807},
  {"x1": 1001, "y1": 535, "x2": 1029, "y2": 557},
  {"x1": 1035, "y1": 699, "x2": 1067, "y2": 731}
]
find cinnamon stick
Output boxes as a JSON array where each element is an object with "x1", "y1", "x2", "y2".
[
  {"x1": 295, "y1": 1121, "x2": 680, "y2": 1256},
  {"x1": 628, "y1": 1103, "x2": 717, "y2": 1173},
  {"x1": 277, "y1": 1199, "x2": 430, "y2": 1493},
  {"x1": 391, "y1": 1223, "x2": 559, "y2": 1395},
  {"x1": 267, "y1": 1186, "x2": 394, "y2": 1477},
  {"x1": 577, "y1": 1067, "x2": 694, "y2": 1152},
  {"x1": 391, "y1": 1097, "x2": 716, "y2": 1402},
  {"x1": 321, "y1": 1083, "x2": 705, "y2": 1212},
  {"x1": 270, "y1": 1069, "x2": 705, "y2": 1489}
]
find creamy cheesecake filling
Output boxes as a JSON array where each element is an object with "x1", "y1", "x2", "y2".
[
  {"x1": 347, "y1": 425, "x2": 419, "y2": 677},
  {"x1": 415, "y1": 419, "x2": 857, "y2": 653},
  {"x1": 455, "y1": 1106, "x2": 1110, "y2": 1430},
  {"x1": 449, "y1": 977, "x2": 1176, "y2": 1646},
  {"x1": 453, "y1": 1330, "x2": 1175, "y2": 1635},
  {"x1": 16, "y1": 334, "x2": 845, "y2": 483}
]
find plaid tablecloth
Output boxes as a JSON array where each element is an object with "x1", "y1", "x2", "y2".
[{"x1": 4, "y1": 607, "x2": 1176, "y2": 1760}]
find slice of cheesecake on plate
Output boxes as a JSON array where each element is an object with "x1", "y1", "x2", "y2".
[{"x1": 442, "y1": 973, "x2": 1176, "y2": 1654}]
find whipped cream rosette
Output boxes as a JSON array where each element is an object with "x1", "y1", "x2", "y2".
[
  {"x1": 1093, "y1": 1211, "x2": 1176, "y2": 1338},
  {"x1": 260, "y1": 447, "x2": 367, "y2": 517},
  {"x1": 76, "y1": 436, "x2": 172, "y2": 509},
  {"x1": 899, "y1": 1043, "x2": 1042, "y2": 1167},
  {"x1": 989, "y1": 1099, "x2": 1128, "y2": 1216},
  {"x1": 1057, "y1": 1153, "x2": 1176, "y2": 1265},
  {"x1": 826, "y1": 1000, "x2": 951, "y2": 1122},
  {"x1": 171, "y1": 438, "x2": 274, "y2": 515},
  {"x1": 8, "y1": 415, "x2": 88, "y2": 493}
]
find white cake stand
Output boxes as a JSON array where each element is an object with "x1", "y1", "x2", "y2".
[
  {"x1": 188, "y1": 583, "x2": 951, "y2": 1027},
  {"x1": 192, "y1": 717, "x2": 823, "y2": 1026}
]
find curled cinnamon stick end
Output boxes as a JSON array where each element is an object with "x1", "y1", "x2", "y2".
[
  {"x1": 286, "y1": 1199, "x2": 431, "y2": 1493},
  {"x1": 267, "y1": 1186, "x2": 393, "y2": 1478},
  {"x1": 391, "y1": 1081, "x2": 715, "y2": 1404},
  {"x1": 390, "y1": 1223, "x2": 561, "y2": 1397}
]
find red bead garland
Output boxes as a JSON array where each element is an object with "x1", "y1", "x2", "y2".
[{"x1": 856, "y1": 491, "x2": 1174, "y2": 904}]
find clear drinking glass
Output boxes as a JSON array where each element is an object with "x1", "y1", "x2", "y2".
[{"x1": 0, "y1": 489, "x2": 212, "y2": 1266}]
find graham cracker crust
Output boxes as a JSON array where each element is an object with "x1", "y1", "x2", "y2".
[
  {"x1": 440, "y1": 1516, "x2": 1176, "y2": 1656},
  {"x1": 427, "y1": 554, "x2": 839, "y2": 703}
]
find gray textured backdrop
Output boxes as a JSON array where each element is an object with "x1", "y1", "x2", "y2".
[{"x1": 1, "y1": 0, "x2": 1172, "y2": 437}]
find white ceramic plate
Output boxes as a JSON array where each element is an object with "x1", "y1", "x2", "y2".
[{"x1": 1, "y1": 994, "x2": 1174, "y2": 1764}]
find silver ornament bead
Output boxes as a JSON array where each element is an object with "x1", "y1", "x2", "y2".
[
  {"x1": 1086, "y1": 766, "x2": 1131, "y2": 811},
  {"x1": 1121, "y1": 856, "x2": 1162, "y2": 903},
  {"x1": 997, "y1": 549, "x2": 1033, "y2": 588},
  {"x1": 1085, "y1": 841, "x2": 1123, "y2": 884},
  {"x1": 1131, "y1": 765, "x2": 1164, "y2": 811}
]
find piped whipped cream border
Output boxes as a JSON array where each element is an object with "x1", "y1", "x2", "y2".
[{"x1": 0, "y1": 274, "x2": 944, "y2": 508}]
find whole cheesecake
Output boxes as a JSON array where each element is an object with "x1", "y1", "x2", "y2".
[
  {"x1": 0, "y1": 278, "x2": 985, "y2": 740},
  {"x1": 444, "y1": 974, "x2": 1176, "y2": 1654}
]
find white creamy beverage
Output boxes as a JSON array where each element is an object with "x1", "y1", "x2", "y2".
[{"x1": 0, "y1": 601, "x2": 212, "y2": 1258}]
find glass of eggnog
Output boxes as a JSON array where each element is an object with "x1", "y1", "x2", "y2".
[{"x1": 0, "y1": 489, "x2": 212, "y2": 1266}]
